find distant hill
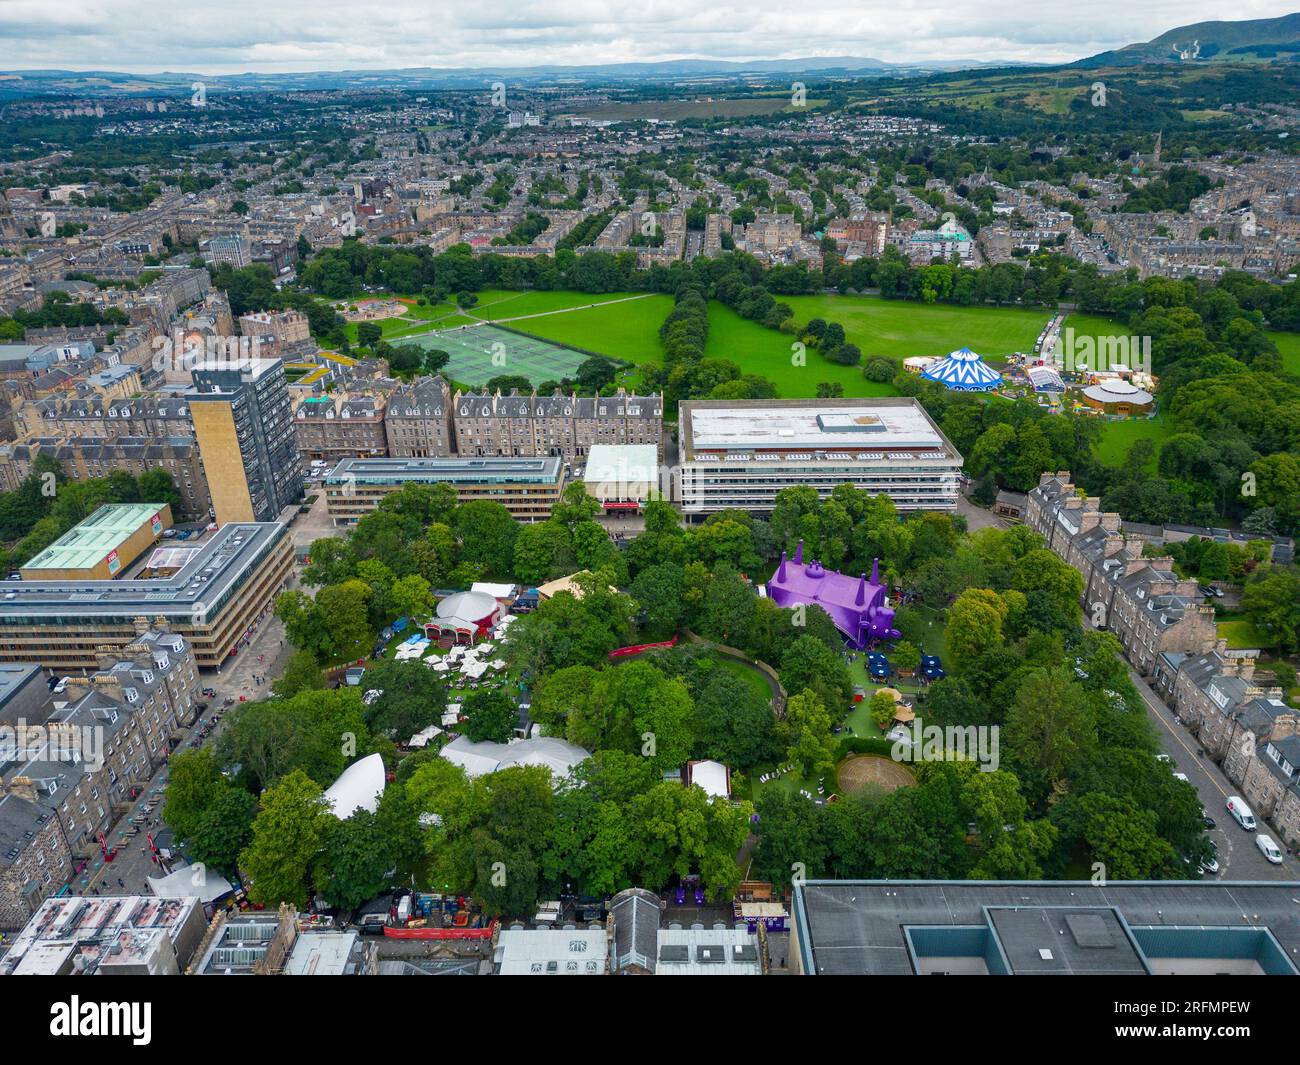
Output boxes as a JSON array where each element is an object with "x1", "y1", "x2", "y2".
[
  {"x1": 0, "y1": 55, "x2": 1033, "y2": 98},
  {"x1": 1076, "y1": 12, "x2": 1300, "y2": 67}
]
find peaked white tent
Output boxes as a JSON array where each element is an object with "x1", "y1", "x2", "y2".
[{"x1": 323, "y1": 752, "x2": 386, "y2": 819}]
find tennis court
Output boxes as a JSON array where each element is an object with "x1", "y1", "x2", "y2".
[{"x1": 409, "y1": 322, "x2": 606, "y2": 388}]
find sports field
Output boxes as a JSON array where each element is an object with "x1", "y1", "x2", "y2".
[
  {"x1": 490, "y1": 292, "x2": 674, "y2": 365},
  {"x1": 408, "y1": 323, "x2": 601, "y2": 389}
]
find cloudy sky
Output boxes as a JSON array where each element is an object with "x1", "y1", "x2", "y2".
[{"x1": 0, "y1": 0, "x2": 1296, "y2": 73}]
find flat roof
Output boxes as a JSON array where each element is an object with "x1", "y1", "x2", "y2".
[
  {"x1": 23, "y1": 503, "x2": 169, "y2": 573},
  {"x1": 584, "y1": 444, "x2": 658, "y2": 483},
  {"x1": 795, "y1": 880, "x2": 1300, "y2": 976},
  {"x1": 496, "y1": 928, "x2": 608, "y2": 975},
  {"x1": 0, "y1": 662, "x2": 42, "y2": 705},
  {"x1": 326, "y1": 455, "x2": 563, "y2": 484},
  {"x1": 0, "y1": 522, "x2": 286, "y2": 622},
  {"x1": 679, "y1": 398, "x2": 958, "y2": 460}
]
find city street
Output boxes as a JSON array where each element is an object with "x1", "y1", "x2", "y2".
[
  {"x1": 75, "y1": 606, "x2": 291, "y2": 898},
  {"x1": 1129, "y1": 668, "x2": 1300, "y2": 880}
]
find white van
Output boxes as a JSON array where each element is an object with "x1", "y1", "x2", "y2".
[
  {"x1": 1257, "y1": 834, "x2": 1284, "y2": 864},
  {"x1": 1226, "y1": 796, "x2": 1257, "y2": 831}
]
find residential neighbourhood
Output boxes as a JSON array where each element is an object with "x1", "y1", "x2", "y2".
[{"x1": 0, "y1": 6, "x2": 1299, "y2": 1018}]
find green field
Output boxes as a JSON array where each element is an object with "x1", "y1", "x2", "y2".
[
  {"x1": 338, "y1": 288, "x2": 1065, "y2": 402},
  {"x1": 1092, "y1": 413, "x2": 1169, "y2": 469},
  {"x1": 1270, "y1": 331, "x2": 1300, "y2": 376},
  {"x1": 784, "y1": 294, "x2": 1051, "y2": 361},
  {"x1": 1061, "y1": 312, "x2": 1139, "y2": 349},
  {"x1": 700, "y1": 303, "x2": 901, "y2": 398}
]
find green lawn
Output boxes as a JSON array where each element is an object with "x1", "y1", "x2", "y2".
[
  {"x1": 1269, "y1": 331, "x2": 1300, "y2": 377},
  {"x1": 1061, "y1": 312, "x2": 1140, "y2": 356},
  {"x1": 1092, "y1": 413, "x2": 1169, "y2": 470},
  {"x1": 473, "y1": 289, "x2": 652, "y2": 320},
  {"x1": 1219, "y1": 619, "x2": 1272, "y2": 651},
  {"x1": 784, "y1": 293, "x2": 1051, "y2": 360},
  {"x1": 714, "y1": 655, "x2": 775, "y2": 704},
  {"x1": 334, "y1": 288, "x2": 1065, "y2": 403},
  {"x1": 700, "y1": 302, "x2": 900, "y2": 398}
]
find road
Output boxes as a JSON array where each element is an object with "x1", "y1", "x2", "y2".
[
  {"x1": 75, "y1": 605, "x2": 292, "y2": 898},
  {"x1": 1128, "y1": 667, "x2": 1300, "y2": 880}
]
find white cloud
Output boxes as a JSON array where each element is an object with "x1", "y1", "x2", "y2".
[{"x1": 0, "y1": 0, "x2": 1295, "y2": 72}]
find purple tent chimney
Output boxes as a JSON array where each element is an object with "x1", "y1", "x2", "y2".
[
  {"x1": 794, "y1": 539, "x2": 804, "y2": 565},
  {"x1": 871, "y1": 557, "x2": 879, "y2": 585},
  {"x1": 777, "y1": 551, "x2": 788, "y2": 582},
  {"x1": 855, "y1": 573, "x2": 866, "y2": 605}
]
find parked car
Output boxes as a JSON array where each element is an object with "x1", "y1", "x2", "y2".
[
  {"x1": 1199, "y1": 855, "x2": 1220, "y2": 875},
  {"x1": 1202, "y1": 816, "x2": 1217, "y2": 830}
]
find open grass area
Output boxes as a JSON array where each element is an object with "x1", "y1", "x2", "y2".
[
  {"x1": 1061, "y1": 312, "x2": 1139, "y2": 350},
  {"x1": 714, "y1": 655, "x2": 775, "y2": 704},
  {"x1": 783, "y1": 293, "x2": 1050, "y2": 361},
  {"x1": 1219, "y1": 618, "x2": 1273, "y2": 651},
  {"x1": 1270, "y1": 331, "x2": 1300, "y2": 377},
  {"x1": 701, "y1": 302, "x2": 900, "y2": 398},
  {"x1": 1092, "y1": 413, "x2": 1169, "y2": 470}
]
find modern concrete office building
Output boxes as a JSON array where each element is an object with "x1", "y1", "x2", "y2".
[
  {"x1": 323, "y1": 455, "x2": 565, "y2": 525},
  {"x1": 676, "y1": 398, "x2": 963, "y2": 517},
  {"x1": 0, "y1": 522, "x2": 292, "y2": 671},
  {"x1": 19, "y1": 502, "x2": 173, "y2": 581},
  {"x1": 188, "y1": 359, "x2": 301, "y2": 524}
]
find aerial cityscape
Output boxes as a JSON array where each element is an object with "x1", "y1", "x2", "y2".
[{"x1": 1, "y1": 0, "x2": 1300, "y2": 1010}]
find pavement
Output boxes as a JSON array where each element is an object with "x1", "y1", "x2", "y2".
[
  {"x1": 1128, "y1": 666, "x2": 1300, "y2": 881},
  {"x1": 73, "y1": 599, "x2": 292, "y2": 899}
]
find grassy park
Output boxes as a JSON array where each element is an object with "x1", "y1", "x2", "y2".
[{"x1": 784, "y1": 293, "x2": 1050, "y2": 361}]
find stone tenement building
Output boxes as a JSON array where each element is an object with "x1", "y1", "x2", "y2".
[
  {"x1": 377, "y1": 377, "x2": 664, "y2": 464},
  {"x1": 384, "y1": 376, "x2": 455, "y2": 459},
  {"x1": 1152, "y1": 643, "x2": 1300, "y2": 850},
  {"x1": 0, "y1": 630, "x2": 199, "y2": 929},
  {"x1": 0, "y1": 435, "x2": 211, "y2": 519},
  {"x1": 1025, "y1": 472, "x2": 1217, "y2": 674},
  {"x1": 293, "y1": 393, "x2": 388, "y2": 462},
  {"x1": 1030, "y1": 471, "x2": 1300, "y2": 851},
  {"x1": 452, "y1": 387, "x2": 663, "y2": 463}
]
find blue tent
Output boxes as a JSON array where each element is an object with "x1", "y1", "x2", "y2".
[{"x1": 922, "y1": 347, "x2": 1002, "y2": 391}]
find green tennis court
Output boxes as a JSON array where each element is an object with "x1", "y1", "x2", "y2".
[{"x1": 408, "y1": 323, "x2": 607, "y2": 388}]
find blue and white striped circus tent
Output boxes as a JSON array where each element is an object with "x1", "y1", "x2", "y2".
[{"x1": 921, "y1": 347, "x2": 1002, "y2": 391}]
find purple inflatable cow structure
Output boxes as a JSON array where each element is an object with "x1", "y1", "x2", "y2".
[{"x1": 765, "y1": 539, "x2": 899, "y2": 648}]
